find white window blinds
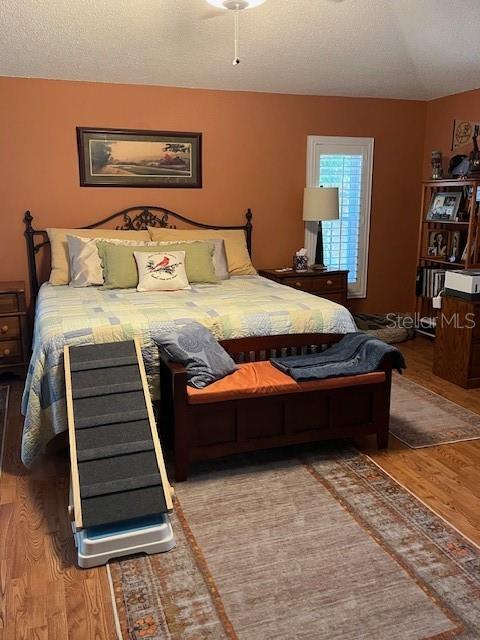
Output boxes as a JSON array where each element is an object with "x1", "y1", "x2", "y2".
[{"x1": 306, "y1": 136, "x2": 374, "y2": 298}]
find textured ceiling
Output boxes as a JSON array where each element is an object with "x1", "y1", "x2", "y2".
[{"x1": 1, "y1": 0, "x2": 479, "y2": 100}]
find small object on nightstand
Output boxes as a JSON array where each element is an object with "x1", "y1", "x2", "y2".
[
  {"x1": 0, "y1": 281, "x2": 29, "y2": 378},
  {"x1": 293, "y1": 248, "x2": 308, "y2": 272},
  {"x1": 259, "y1": 268, "x2": 349, "y2": 306}
]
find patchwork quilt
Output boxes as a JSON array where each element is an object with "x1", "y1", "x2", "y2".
[{"x1": 21, "y1": 276, "x2": 356, "y2": 466}]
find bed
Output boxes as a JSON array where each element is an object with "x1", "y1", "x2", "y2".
[{"x1": 21, "y1": 206, "x2": 356, "y2": 467}]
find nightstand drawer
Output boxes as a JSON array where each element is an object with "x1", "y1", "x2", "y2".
[
  {"x1": 0, "y1": 317, "x2": 20, "y2": 339},
  {"x1": 312, "y1": 274, "x2": 346, "y2": 293},
  {"x1": 286, "y1": 277, "x2": 315, "y2": 292},
  {"x1": 0, "y1": 340, "x2": 21, "y2": 361},
  {"x1": 0, "y1": 293, "x2": 18, "y2": 313}
]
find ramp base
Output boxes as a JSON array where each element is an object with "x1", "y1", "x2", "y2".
[{"x1": 72, "y1": 514, "x2": 175, "y2": 568}]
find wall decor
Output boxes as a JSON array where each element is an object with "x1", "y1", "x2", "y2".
[
  {"x1": 426, "y1": 191, "x2": 462, "y2": 221},
  {"x1": 77, "y1": 128, "x2": 202, "y2": 188},
  {"x1": 451, "y1": 120, "x2": 480, "y2": 151}
]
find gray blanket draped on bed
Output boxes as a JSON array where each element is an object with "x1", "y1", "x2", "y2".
[{"x1": 271, "y1": 333, "x2": 406, "y2": 381}]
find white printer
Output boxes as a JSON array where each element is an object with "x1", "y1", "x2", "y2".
[{"x1": 445, "y1": 269, "x2": 480, "y2": 301}]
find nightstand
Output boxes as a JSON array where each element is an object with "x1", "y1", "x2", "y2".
[
  {"x1": 258, "y1": 269, "x2": 349, "y2": 305},
  {"x1": 0, "y1": 281, "x2": 29, "y2": 378}
]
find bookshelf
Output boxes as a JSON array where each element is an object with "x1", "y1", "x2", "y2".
[{"x1": 416, "y1": 179, "x2": 480, "y2": 337}]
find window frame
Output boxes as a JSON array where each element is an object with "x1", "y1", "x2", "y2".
[{"x1": 305, "y1": 135, "x2": 374, "y2": 299}]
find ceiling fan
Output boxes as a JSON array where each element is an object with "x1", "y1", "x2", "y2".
[
  {"x1": 202, "y1": 0, "x2": 346, "y2": 66},
  {"x1": 203, "y1": 0, "x2": 267, "y2": 66}
]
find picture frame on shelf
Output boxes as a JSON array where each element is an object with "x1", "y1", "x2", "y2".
[
  {"x1": 427, "y1": 230, "x2": 448, "y2": 257},
  {"x1": 426, "y1": 191, "x2": 462, "y2": 221},
  {"x1": 77, "y1": 127, "x2": 202, "y2": 188},
  {"x1": 448, "y1": 230, "x2": 463, "y2": 263}
]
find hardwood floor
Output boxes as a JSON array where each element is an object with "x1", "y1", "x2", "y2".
[
  {"x1": 362, "y1": 336, "x2": 480, "y2": 547},
  {"x1": 0, "y1": 382, "x2": 117, "y2": 640},
  {"x1": 1, "y1": 335, "x2": 479, "y2": 639}
]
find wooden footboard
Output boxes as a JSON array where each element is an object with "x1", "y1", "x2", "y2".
[{"x1": 159, "y1": 334, "x2": 393, "y2": 481}]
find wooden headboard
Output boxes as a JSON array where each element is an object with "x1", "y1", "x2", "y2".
[{"x1": 23, "y1": 205, "x2": 253, "y2": 300}]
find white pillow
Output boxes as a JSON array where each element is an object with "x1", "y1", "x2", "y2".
[
  {"x1": 67, "y1": 235, "x2": 159, "y2": 287},
  {"x1": 134, "y1": 250, "x2": 191, "y2": 292},
  {"x1": 67, "y1": 235, "x2": 103, "y2": 287}
]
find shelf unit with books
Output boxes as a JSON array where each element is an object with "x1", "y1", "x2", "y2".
[{"x1": 416, "y1": 179, "x2": 480, "y2": 337}]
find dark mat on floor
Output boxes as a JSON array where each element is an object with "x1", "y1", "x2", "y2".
[{"x1": 354, "y1": 312, "x2": 415, "y2": 344}]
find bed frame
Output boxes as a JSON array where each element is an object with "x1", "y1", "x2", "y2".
[{"x1": 23, "y1": 205, "x2": 253, "y2": 301}]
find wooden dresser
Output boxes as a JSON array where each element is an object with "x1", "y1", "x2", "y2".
[
  {"x1": 0, "y1": 281, "x2": 29, "y2": 377},
  {"x1": 258, "y1": 269, "x2": 348, "y2": 306},
  {"x1": 433, "y1": 293, "x2": 480, "y2": 388}
]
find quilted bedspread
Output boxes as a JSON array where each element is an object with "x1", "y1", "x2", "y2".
[{"x1": 21, "y1": 276, "x2": 355, "y2": 466}]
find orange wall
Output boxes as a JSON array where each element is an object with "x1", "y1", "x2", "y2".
[
  {"x1": 424, "y1": 87, "x2": 480, "y2": 177},
  {"x1": 0, "y1": 77, "x2": 426, "y2": 312}
]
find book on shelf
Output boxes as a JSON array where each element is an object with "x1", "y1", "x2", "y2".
[{"x1": 416, "y1": 267, "x2": 445, "y2": 298}]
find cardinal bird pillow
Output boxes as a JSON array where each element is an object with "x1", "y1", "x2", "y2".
[{"x1": 134, "y1": 250, "x2": 191, "y2": 292}]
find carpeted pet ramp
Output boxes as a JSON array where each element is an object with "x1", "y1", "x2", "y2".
[{"x1": 64, "y1": 339, "x2": 175, "y2": 568}]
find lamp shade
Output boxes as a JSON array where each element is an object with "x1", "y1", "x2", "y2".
[{"x1": 302, "y1": 187, "x2": 339, "y2": 222}]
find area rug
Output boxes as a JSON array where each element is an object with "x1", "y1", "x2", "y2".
[
  {"x1": 0, "y1": 385, "x2": 9, "y2": 478},
  {"x1": 109, "y1": 447, "x2": 480, "y2": 640},
  {"x1": 391, "y1": 375, "x2": 480, "y2": 447}
]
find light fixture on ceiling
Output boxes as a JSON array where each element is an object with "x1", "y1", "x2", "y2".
[
  {"x1": 205, "y1": 0, "x2": 266, "y2": 66},
  {"x1": 206, "y1": 0, "x2": 266, "y2": 9}
]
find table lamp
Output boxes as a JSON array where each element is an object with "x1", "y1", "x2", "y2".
[{"x1": 302, "y1": 187, "x2": 339, "y2": 270}]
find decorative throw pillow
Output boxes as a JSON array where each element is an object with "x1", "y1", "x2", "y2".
[
  {"x1": 67, "y1": 235, "x2": 104, "y2": 287},
  {"x1": 47, "y1": 228, "x2": 151, "y2": 285},
  {"x1": 154, "y1": 238, "x2": 230, "y2": 281},
  {"x1": 67, "y1": 236, "x2": 158, "y2": 287},
  {"x1": 97, "y1": 242, "x2": 158, "y2": 289},
  {"x1": 148, "y1": 227, "x2": 256, "y2": 276},
  {"x1": 162, "y1": 241, "x2": 218, "y2": 284},
  {"x1": 97, "y1": 240, "x2": 218, "y2": 289},
  {"x1": 134, "y1": 251, "x2": 190, "y2": 292},
  {"x1": 155, "y1": 321, "x2": 238, "y2": 388}
]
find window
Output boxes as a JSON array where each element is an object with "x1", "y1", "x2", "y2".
[{"x1": 305, "y1": 136, "x2": 374, "y2": 298}]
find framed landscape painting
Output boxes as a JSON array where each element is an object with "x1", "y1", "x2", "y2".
[{"x1": 77, "y1": 128, "x2": 202, "y2": 188}]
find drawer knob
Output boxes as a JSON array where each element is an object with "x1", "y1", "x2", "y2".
[
  {"x1": 1, "y1": 348, "x2": 11, "y2": 357},
  {"x1": 295, "y1": 281, "x2": 303, "y2": 287},
  {"x1": 326, "y1": 280, "x2": 333, "y2": 286},
  {"x1": 1, "y1": 325, "x2": 8, "y2": 334}
]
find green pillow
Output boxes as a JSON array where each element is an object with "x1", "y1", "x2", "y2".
[{"x1": 97, "y1": 241, "x2": 218, "y2": 289}]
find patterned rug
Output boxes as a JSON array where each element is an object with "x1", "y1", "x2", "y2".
[
  {"x1": 391, "y1": 375, "x2": 480, "y2": 447},
  {"x1": 109, "y1": 447, "x2": 480, "y2": 639},
  {"x1": 0, "y1": 386, "x2": 9, "y2": 477}
]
